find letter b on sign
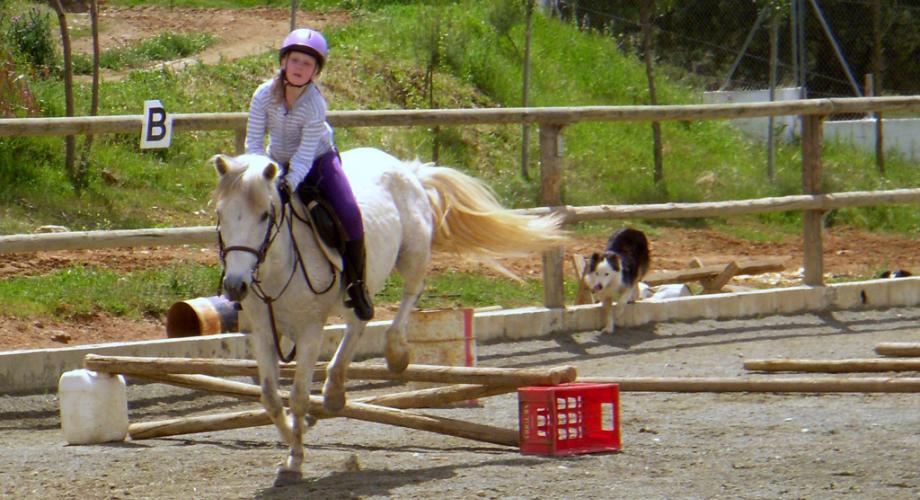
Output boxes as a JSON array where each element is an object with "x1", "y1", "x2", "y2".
[{"x1": 141, "y1": 100, "x2": 172, "y2": 149}]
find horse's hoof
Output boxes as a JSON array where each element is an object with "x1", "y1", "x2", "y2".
[
  {"x1": 385, "y1": 348, "x2": 409, "y2": 374},
  {"x1": 323, "y1": 391, "x2": 346, "y2": 413},
  {"x1": 273, "y1": 469, "x2": 302, "y2": 487}
]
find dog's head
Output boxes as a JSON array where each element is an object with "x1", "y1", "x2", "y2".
[{"x1": 583, "y1": 251, "x2": 624, "y2": 295}]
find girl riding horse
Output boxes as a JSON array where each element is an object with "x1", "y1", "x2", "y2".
[{"x1": 245, "y1": 27, "x2": 374, "y2": 321}]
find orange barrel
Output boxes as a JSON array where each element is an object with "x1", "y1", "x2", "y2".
[{"x1": 165, "y1": 295, "x2": 239, "y2": 338}]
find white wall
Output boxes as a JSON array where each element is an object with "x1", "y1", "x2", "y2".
[
  {"x1": 705, "y1": 88, "x2": 920, "y2": 162},
  {"x1": 824, "y1": 118, "x2": 920, "y2": 162},
  {"x1": 703, "y1": 87, "x2": 802, "y2": 143}
]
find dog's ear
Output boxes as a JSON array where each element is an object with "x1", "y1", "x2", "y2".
[
  {"x1": 604, "y1": 251, "x2": 621, "y2": 271},
  {"x1": 587, "y1": 252, "x2": 601, "y2": 272}
]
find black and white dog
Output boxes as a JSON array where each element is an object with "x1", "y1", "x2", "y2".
[{"x1": 583, "y1": 227, "x2": 650, "y2": 335}]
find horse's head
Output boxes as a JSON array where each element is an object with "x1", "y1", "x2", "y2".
[{"x1": 211, "y1": 153, "x2": 282, "y2": 301}]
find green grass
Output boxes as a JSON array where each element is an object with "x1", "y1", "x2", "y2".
[
  {"x1": 0, "y1": 264, "x2": 220, "y2": 319},
  {"x1": 378, "y1": 271, "x2": 562, "y2": 311},
  {"x1": 72, "y1": 32, "x2": 215, "y2": 74}
]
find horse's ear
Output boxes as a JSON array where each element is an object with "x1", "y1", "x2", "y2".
[
  {"x1": 212, "y1": 154, "x2": 231, "y2": 176},
  {"x1": 262, "y1": 162, "x2": 279, "y2": 182}
]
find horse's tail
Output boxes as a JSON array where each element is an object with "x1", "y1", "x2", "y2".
[{"x1": 416, "y1": 163, "x2": 569, "y2": 265}]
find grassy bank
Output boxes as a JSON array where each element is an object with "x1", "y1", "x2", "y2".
[{"x1": 1, "y1": 0, "x2": 918, "y2": 322}]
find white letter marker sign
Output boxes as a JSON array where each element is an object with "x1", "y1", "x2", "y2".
[{"x1": 141, "y1": 100, "x2": 173, "y2": 149}]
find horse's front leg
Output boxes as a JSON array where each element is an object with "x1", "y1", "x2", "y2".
[
  {"x1": 323, "y1": 318, "x2": 367, "y2": 412},
  {"x1": 275, "y1": 327, "x2": 324, "y2": 486},
  {"x1": 250, "y1": 328, "x2": 293, "y2": 447}
]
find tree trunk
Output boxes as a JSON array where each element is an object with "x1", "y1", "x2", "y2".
[
  {"x1": 520, "y1": 0, "x2": 534, "y2": 180},
  {"x1": 76, "y1": 0, "x2": 100, "y2": 181},
  {"x1": 50, "y1": 0, "x2": 78, "y2": 188},
  {"x1": 640, "y1": 0, "x2": 663, "y2": 186}
]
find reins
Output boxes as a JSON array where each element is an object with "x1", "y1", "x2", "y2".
[{"x1": 218, "y1": 196, "x2": 337, "y2": 363}]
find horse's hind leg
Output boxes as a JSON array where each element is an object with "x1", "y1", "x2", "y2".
[
  {"x1": 323, "y1": 319, "x2": 367, "y2": 412},
  {"x1": 385, "y1": 253, "x2": 428, "y2": 374}
]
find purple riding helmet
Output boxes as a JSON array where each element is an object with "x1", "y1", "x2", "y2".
[{"x1": 279, "y1": 28, "x2": 328, "y2": 73}]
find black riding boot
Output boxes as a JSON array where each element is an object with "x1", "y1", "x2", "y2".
[{"x1": 343, "y1": 238, "x2": 374, "y2": 321}]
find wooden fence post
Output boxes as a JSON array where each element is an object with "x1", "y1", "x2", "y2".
[
  {"x1": 539, "y1": 123, "x2": 565, "y2": 308},
  {"x1": 234, "y1": 128, "x2": 246, "y2": 155},
  {"x1": 801, "y1": 114, "x2": 825, "y2": 286}
]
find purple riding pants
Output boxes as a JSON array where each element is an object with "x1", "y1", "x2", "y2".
[{"x1": 300, "y1": 150, "x2": 364, "y2": 241}]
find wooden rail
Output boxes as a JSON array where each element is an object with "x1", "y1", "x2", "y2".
[
  {"x1": 4, "y1": 97, "x2": 920, "y2": 136},
  {"x1": 3, "y1": 189, "x2": 919, "y2": 255},
  {"x1": 3, "y1": 96, "x2": 920, "y2": 306}
]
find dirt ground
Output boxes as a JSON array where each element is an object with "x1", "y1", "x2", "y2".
[
  {"x1": 68, "y1": 5, "x2": 350, "y2": 79},
  {"x1": 1, "y1": 307, "x2": 919, "y2": 498}
]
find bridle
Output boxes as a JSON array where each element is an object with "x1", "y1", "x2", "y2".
[
  {"x1": 217, "y1": 197, "x2": 337, "y2": 362},
  {"x1": 218, "y1": 205, "x2": 278, "y2": 276}
]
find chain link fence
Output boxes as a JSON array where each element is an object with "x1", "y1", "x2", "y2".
[
  {"x1": 542, "y1": 0, "x2": 920, "y2": 162},
  {"x1": 546, "y1": 0, "x2": 920, "y2": 99}
]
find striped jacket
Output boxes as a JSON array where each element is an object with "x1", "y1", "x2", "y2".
[{"x1": 245, "y1": 78, "x2": 335, "y2": 190}]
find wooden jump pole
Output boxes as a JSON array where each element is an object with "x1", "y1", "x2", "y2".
[
  {"x1": 743, "y1": 358, "x2": 920, "y2": 373},
  {"x1": 129, "y1": 372, "x2": 517, "y2": 408},
  {"x1": 127, "y1": 373, "x2": 518, "y2": 446},
  {"x1": 128, "y1": 384, "x2": 517, "y2": 439},
  {"x1": 124, "y1": 372, "x2": 521, "y2": 440},
  {"x1": 128, "y1": 382, "x2": 520, "y2": 440},
  {"x1": 875, "y1": 342, "x2": 920, "y2": 358},
  {"x1": 83, "y1": 354, "x2": 577, "y2": 386},
  {"x1": 131, "y1": 402, "x2": 520, "y2": 447},
  {"x1": 579, "y1": 376, "x2": 920, "y2": 393},
  {"x1": 130, "y1": 409, "x2": 272, "y2": 439}
]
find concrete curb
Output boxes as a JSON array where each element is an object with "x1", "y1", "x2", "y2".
[{"x1": 3, "y1": 277, "x2": 918, "y2": 394}]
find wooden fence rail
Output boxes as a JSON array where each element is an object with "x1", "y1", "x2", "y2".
[
  {"x1": 4, "y1": 97, "x2": 920, "y2": 136},
  {"x1": 3, "y1": 189, "x2": 920, "y2": 255},
  {"x1": 3, "y1": 96, "x2": 920, "y2": 306}
]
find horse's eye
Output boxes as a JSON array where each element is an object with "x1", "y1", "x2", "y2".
[{"x1": 260, "y1": 212, "x2": 270, "y2": 222}]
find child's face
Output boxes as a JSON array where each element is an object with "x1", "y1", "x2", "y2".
[{"x1": 283, "y1": 51, "x2": 319, "y2": 86}]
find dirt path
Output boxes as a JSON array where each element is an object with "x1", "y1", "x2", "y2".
[{"x1": 68, "y1": 6, "x2": 349, "y2": 79}]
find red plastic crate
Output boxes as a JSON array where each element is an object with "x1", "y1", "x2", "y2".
[{"x1": 518, "y1": 383, "x2": 620, "y2": 456}]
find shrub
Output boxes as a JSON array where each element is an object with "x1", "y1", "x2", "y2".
[{"x1": 6, "y1": 8, "x2": 57, "y2": 77}]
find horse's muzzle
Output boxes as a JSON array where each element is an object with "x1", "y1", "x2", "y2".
[{"x1": 222, "y1": 275, "x2": 248, "y2": 302}]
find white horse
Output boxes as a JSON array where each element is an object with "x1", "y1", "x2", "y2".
[{"x1": 211, "y1": 147, "x2": 567, "y2": 485}]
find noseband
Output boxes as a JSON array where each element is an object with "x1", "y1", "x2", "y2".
[{"x1": 218, "y1": 204, "x2": 279, "y2": 279}]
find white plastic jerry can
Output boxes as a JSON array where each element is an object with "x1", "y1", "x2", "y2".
[{"x1": 58, "y1": 369, "x2": 129, "y2": 445}]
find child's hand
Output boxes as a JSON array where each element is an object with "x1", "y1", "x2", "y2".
[{"x1": 279, "y1": 183, "x2": 292, "y2": 205}]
